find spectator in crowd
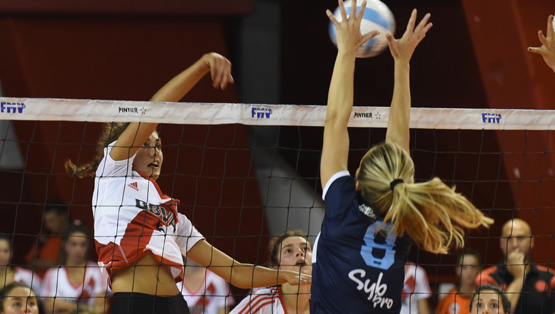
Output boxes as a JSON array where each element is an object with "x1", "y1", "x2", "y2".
[
  {"x1": 177, "y1": 257, "x2": 235, "y2": 314},
  {"x1": 477, "y1": 218, "x2": 555, "y2": 314},
  {"x1": 42, "y1": 222, "x2": 108, "y2": 314},
  {"x1": 0, "y1": 282, "x2": 40, "y2": 314},
  {"x1": 401, "y1": 262, "x2": 432, "y2": 314},
  {"x1": 0, "y1": 235, "x2": 42, "y2": 296},
  {"x1": 231, "y1": 230, "x2": 312, "y2": 314},
  {"x1": 436, "y1": 249, "x2": 482, "y2": 314},
  {"x1": 469, "y1": 284, "x2": 510, "y2": 314},
  {"x1": 25, "y1": 202, "x2": 68, "y2": 270}
]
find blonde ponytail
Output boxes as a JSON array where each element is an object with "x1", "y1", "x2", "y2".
[{"x1": 357, "y1": 143, "x2": 493, "y2": 254}]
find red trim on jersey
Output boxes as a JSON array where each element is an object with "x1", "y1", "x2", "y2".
[
  {"x1": 477, "y1": 266, "x2": 500, "y2": 286},
  {"x1": 237, "y1": 295, "x2": 275, "y2": 314},
  {"x1": 535, "y1": 265, "x2": 555, "y2": 290},
  {"x1": 276, "y1": 287, "x2": 289, "y2": 314},
  {"x1": 95, "y1": 211, "x2": 184, "y2": 286}
]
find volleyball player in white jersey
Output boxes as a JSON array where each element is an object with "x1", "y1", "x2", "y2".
[
  {"x1": 176, "y1": 258, "x2": 235, "y2": 314},
  {"x1": 312, "y1": 1, "x2": 493, "y2": 313},
  {"x1": 230, "y1": 230, "x2": 311, "y2": 314},
  {"x1": 0, "y1": 235, "x2": 42, "y2": 297},
  {"x1": 528, "y1": 14, "x2": 555, "y2": 73},
  {"x1": 42, "y1": 223, "x2": 107, "y2": 314},
  {"x1": 66, "y1": 53, "x2": 309, "y2": 314}
]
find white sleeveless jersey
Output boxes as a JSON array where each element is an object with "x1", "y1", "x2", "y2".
[
  {"x1": 13, "y1": 267, "x2": 43, "y2": 297},
  {"x1": 230, "y1": 287, "x2": 285, "y2": 314},
  {"x1": 41, "y1": 262, "x2": 108, "y2": 306},
  {"x1": 93, "y1": 142, "x2": 203, "y2": 282},
  {"x1": 177, "y1": 270, "x2": 235, "y2": 314}
]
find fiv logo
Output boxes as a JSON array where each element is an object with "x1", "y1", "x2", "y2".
[
  {"x1": 1, "y1": 102, "x2": 25, "y2": 114},
  {"x1": 252, "y1": 107, "x2": 272, "y2": 119},
  {"x1": 482, "y1": 113, "x2": 501, "y2": 124}
]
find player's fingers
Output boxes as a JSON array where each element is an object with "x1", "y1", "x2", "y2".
[
  {"x1": 538, "y1": 30, "x2": 548, "y2": 46},
  {"x1": 546, "y1": 15, "x2": 554, "y2": 39},
  {"x1": 359, "y1": 30, "x2": 379, "y2": 47},
  {"x1": 338, "y1": 0, "x2": 348, "y2": 23},
  {"x1": 327, "y1": 9, "x2": 340, "y2": 26},
  {"x1": 350, "y1": 0, "x2": 357, "y2": 21},
  {"x1": 356, "y1": 0, "x2": 367, "y2": 23},
  {"x1": 527, "y1": 46, "x2": 543, "y2": 54},
  {"x1": 415, "y1": 13, "x2": 431, "y2": 34},
  {"x1": 405, "y1": 9, "x2": 417, "y2": 35}
]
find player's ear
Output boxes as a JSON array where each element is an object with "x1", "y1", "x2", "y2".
[{"x1": 530, "y1": 236, "x2": 535, "y2": 250}]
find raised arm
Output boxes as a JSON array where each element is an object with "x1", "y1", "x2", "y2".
[
  {"x1": 385, "y1": 9, "x2": 432, "y2": 152},
  {"x1": 321, "y1": 0, "x2": 379, "y2": 188},
  {"x1": 110, "y1": 53, "x2": 234, "y2": 161},
  {"x1": 528, "y1": 14, "x2": 555, "y2": 73},
  {"x1": 187, "y1": 239, "x2": 310, "y2": 289}
]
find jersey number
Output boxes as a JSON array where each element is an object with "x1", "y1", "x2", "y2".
[{"x1": 360, "y1": 221, "x2": 397, "y2": 270}]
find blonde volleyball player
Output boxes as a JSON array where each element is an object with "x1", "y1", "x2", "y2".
[
  {"x1": 312, "y1": 0, "x2": 493, "y2": 312},
  {"x1": 528, "y1": 14, "x2": 555, "y2": 72},
  {"x1": 66, "y1": 53, "x2": 309, "y2": 314},
  {"x1": 230, "y1": 230, "x2": 312, "y2": 314}
]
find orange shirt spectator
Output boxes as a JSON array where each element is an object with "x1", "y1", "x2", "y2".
[{"x1": 25, "y1": 201, "x2": 68, "y2": 270}]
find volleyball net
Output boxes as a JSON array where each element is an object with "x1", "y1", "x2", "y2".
[{"x1": 1, "y1": 97, "x2": 554, "y2": 308}]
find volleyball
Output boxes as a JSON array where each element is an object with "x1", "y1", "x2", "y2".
[{"x1": 329, "y1": 0, "x2": 395, "y2": 58}]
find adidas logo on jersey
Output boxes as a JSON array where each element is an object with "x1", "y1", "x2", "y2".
[{"x1": 128, "y1": 182, "x2": 139, "y2": 191}]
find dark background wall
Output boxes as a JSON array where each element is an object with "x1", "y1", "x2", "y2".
[{"x1": 0, "y1": 0, "x2": 554, "y2": 302}]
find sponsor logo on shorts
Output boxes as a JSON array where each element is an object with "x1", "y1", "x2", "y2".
[
  {"x1": 252, "y1": 107, "x2": 272, "y2": 119},
  {"x1": 118, "y1": 107, "x2": 147, "y2": 115},
  {"x1": 482, "y1": 113, "x2": 501, "y2": 124},
  {"x1": 353, "y1": 111, "x2": 381, "y2": 119},
  {"x1": 1, "y1": 102, "x2": 26, "y2": 114}
]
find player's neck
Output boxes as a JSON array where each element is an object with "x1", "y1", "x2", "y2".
[
  {"x1": 0, "y1": 265, "x2": 12, "y2": 278},
  {"x1": 281, "y1": 284, "x2": 310, "y2": 314},
  {"x1": 458, "y1": 282, "x2": 476, "y2": 295}
]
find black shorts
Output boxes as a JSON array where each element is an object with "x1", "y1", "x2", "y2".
[{"x1": 111, "y1": 292, "x2": 190, "y2": 314}]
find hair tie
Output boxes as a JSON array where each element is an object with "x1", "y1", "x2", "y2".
[{"x1": 390, "y1": 179, "x2": 404, "y2": 191}]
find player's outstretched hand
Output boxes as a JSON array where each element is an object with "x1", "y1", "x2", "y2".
[
  {"x1": 201, "y1": 52, "x2": 234, "y2": 90},
  {"x1": 528, "y1": 14, "x2": 555, "y2": 73},
  {"x1": 279, "y1": 270, "x2": 312, "y2": 286},
  {"x1": 326, "y1": 0, "x2": 380, "y2": 56},
  {"x1": 386, "y1": 9, "x2": 432, "y2": 63}
]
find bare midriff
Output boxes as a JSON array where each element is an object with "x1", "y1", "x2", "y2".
[{"x1": 111, "y1": 253, "x2": 180, "y2": 296}]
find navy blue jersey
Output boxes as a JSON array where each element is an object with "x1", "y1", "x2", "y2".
[{"x1": 311, "y1": 171, "x2": 411, "y2": 313}]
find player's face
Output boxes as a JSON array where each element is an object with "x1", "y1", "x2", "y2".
[
  {"x1": 471, "y1": 291, "x2": 507, "y2": 314},
  {"x1": 1, "y1": 287, "x2": 39, "y2": 314},
  {"x1": 43, "y1": 211, "x2": 66, "y2": 234},
  {"x1": 455, "y1": 254, "x2": 480, "y2": 287},
  {"x1": 133, "y1": 132, "x2": 163, "y2": 181},
  {"x1": 278, "y1": 236, "x2": 312, "y2": 276},
  {"x1": 500, "y1": 220, "x2": 533, "y2": 260},
  {"x1": 0, "y1": 239, "x2": 11, "y2": 266},
  {"x1": 64, "y1": 232, "x2": 88, "y2": 264}
]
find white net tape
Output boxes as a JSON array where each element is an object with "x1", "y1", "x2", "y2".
[{"x1": 1, "y1": 97, "x2": 554, "y2": 130}]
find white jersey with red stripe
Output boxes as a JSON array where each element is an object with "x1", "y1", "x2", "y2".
[
  {"x1": 230, "y1": 287, "x2": 285, "y2": 314},
  {"x1": 41, "y1": 262, "x2": 108, "y2": 306},
  {"x1": 92, "y1": 141, "x2": 204, "y2": 282},
  {"x1": 400, "y1": 263, "x2": 432, "y2": 314},
  {"x1": 13, "y1": 267, "x2": 43, "y2": 297},
  {"x1": 177, "y1": 270, "x2": 235, "y2": 314}
]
